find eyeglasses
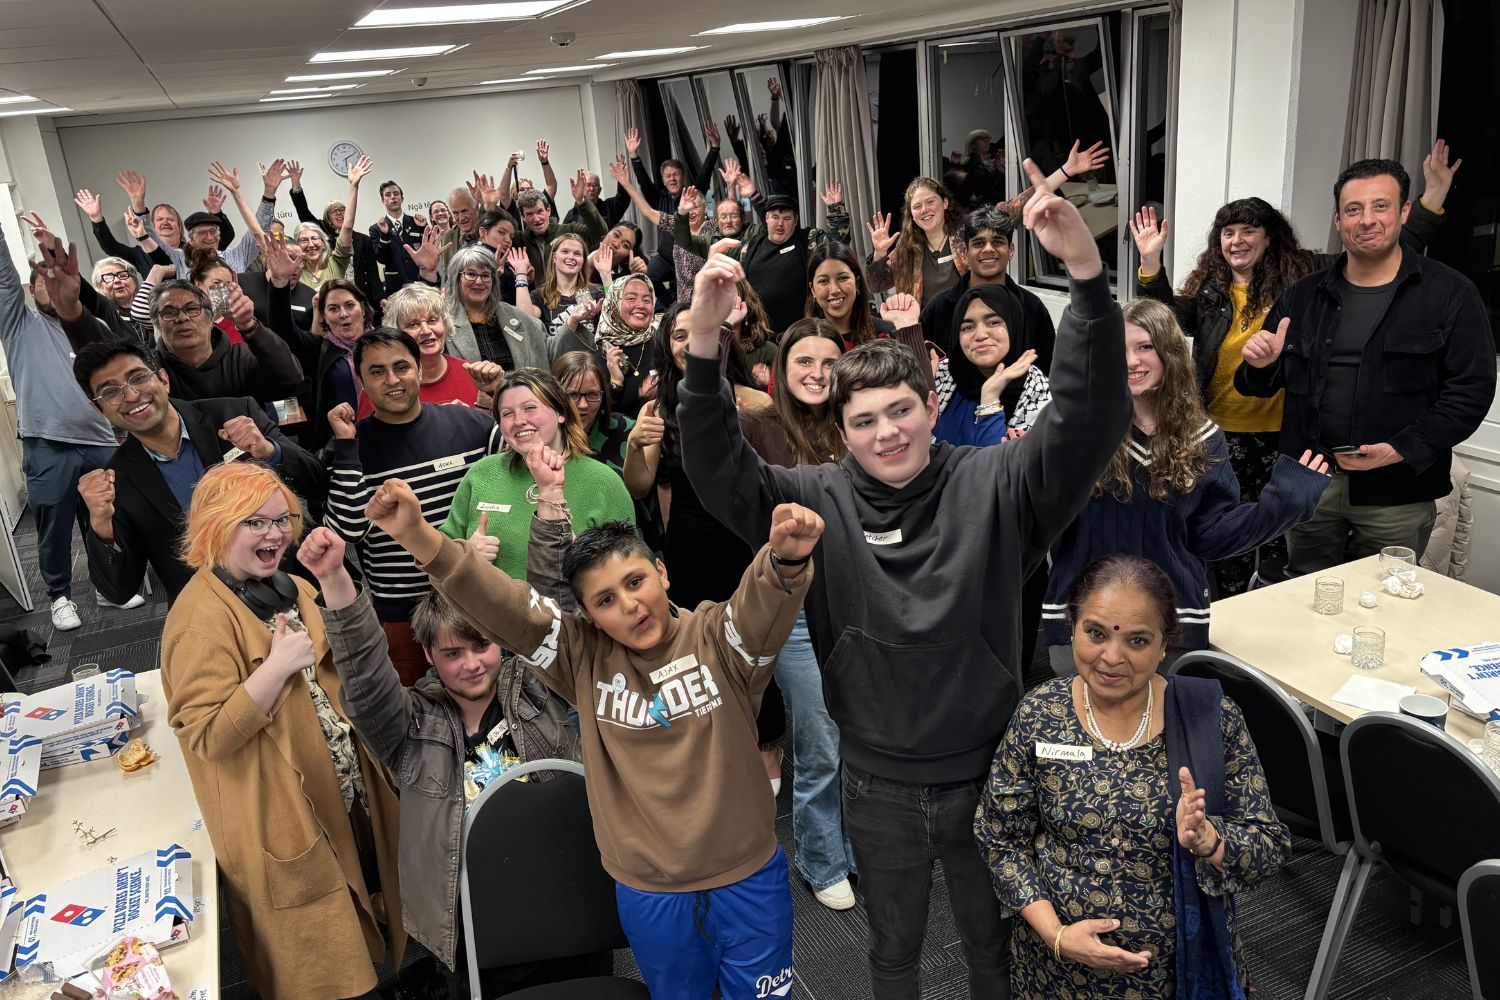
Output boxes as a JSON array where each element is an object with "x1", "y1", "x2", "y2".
[
  {"x1": 460, "y1": 270, "x2": 494, "y2": 283},
  {"x1": 568, "y1": 390, "x2": 603, "y2": 405},
  {"x1": 156, "y1": 303, "x2": 206, "y2": 322},
  {"x1": 92, "y1": 368, "x2": 160, "y2": 405},
  {"x1": 98, "y1": 272, "x2": 134, "y2": 285},
  {"x1": 240, "y1": 513, "x2": 302, "y2": 536}
]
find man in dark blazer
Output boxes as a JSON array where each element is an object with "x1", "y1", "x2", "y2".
[
  {"x1": 72, "y1": 339, "x2": 326, "y2": 606},
  {"x1": 369, "y1": 178, "x2": 427, "y2": 298}
]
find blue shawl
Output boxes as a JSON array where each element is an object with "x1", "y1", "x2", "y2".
[{"x1": 1163, "y1": 676, "x2": 1247, "y2": 1000}]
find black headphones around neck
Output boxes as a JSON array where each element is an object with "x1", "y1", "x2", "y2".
[{"x1": 214, "y1": 569, "x2": 299, "y2": 621}]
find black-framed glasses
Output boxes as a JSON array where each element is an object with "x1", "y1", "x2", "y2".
[
  {"x1": 156, "y1": 303, "x2": 206, "y2": 322},
  {"x1": 568, "y1": 390, "x2": 603, "y2": 405},
  {"x1": 98, "y1": 272, "x2": 134, "y2": 285},
  {"x1": 240, "y1": 513, "x2": 302, "y2": 536},
  {"x1": 92, "y1": 369, "x2": 160, "y2": 406},
  {"x1": 460, "y1": 270, "x2": 494, "y2": 283}
]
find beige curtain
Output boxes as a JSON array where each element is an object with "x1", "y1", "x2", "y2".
[
  {"x1": 813, "y1": 46, "x2": 878, "y2": 258},
  {"x1": 1343, "y1": 0, "x2": 1444, "y2": 187}
]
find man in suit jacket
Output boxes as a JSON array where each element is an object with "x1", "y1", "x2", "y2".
[
  {"x1": 369, "y1": 179, "x2": 427, "y2": 297},
  {"x1": 72, "y1": 339, "x2": 326, "y2": 605}
]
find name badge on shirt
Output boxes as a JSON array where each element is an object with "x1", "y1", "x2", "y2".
[
  {"x1": 778, "y1": 244, "x2": 798, "y2": 255},
  {"x1": 434, "y1": 455, "x2": 464, "y2": 472},
  {"x1": 1036, "y1": 742, "x2": 1093, "y2": 762},
  {"x1": 220, "y1": 447, "x2": 246, "y2": 464},
  {"x1": 650, "y1": 654, "x2": 699, "y2": 685},
  {"x1": 864, "y1": 529, "x2": 902, "y2": 546},
  {"x1": 934, "y1": 254, "x2": 954, "y2": 265},
  {"x1": 476, "y1": 502, "x2": 511, "y2": 513}
]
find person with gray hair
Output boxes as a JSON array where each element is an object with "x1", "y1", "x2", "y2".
[
  {"x1": 89, "y1": 256, "x2": 153, "y2": 345},
  {"x1": 513, "y1": 168, "x2": 609, "y2": 277},
  {"x1": 443, "y1": 245, "x2": 549, "y2": 369}
]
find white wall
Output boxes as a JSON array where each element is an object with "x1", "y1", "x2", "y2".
[{"x1": 54, "y1": 86, "x2": 596, "y2": 268}]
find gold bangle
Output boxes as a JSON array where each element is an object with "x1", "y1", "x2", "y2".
[{"x1": 1052, "y1": 924, "x2": 1067, "y2": 963}]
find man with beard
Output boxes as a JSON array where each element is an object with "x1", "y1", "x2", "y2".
[
  {"x1": 323, "y1": 329, "x2": 501, "y2": 686},
  {"x1": 513, "y1": 170, "x2": 608, "y2": 277},
  {"x1": 2, "y1": 218, "x2": 123, "y2": 630}
]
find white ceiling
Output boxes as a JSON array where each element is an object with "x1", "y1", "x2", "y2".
[{"x1": 0, "y1": 0, "x2": 937, "y2": 119}]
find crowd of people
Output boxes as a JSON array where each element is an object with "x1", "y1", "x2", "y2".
[{"x1": 3, "y1": 82, "x2": 1493, "y2": 1000}]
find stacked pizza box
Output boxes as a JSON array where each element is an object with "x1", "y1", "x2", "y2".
[
  {"x1": 0, "y1": 670, "x2": 140, "y2": 769},
  {"x1": 0, "y1": 733, "x2": 40, "y2": 827},
  {"x1": 1420, "y1": 642, "x2": 1500, "y2": 720}
]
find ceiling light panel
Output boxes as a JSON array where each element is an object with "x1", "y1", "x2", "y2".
[
  {"x1": 354, "y1": 2, "x2": 573, "y2": 28},
  {"x1": 0, "y1": 106, "x2": 70, "y2": 118},
  {"x1": 259, "y1": 94, "x2": 336, "y2": 103},
  {"x1": 310, "y1": 45, "x2": 462, "y2": 63},
  {"x1": 527, "y1": 64, "x2": 613, "y2": 74},
  {"x1": 596, "y1": 46, "x2": 703, "y2": 59},
  {"x1": 268, "y1": 85, "x2": 362, "y2": 93},
  {"x1": 479, "y1": 77, "x2": 551, "y2": 84},
  {"x1": 286, "y1": 69, "x2": 398, "y2": 81},
  {"x1": 0, "y1": 95, "x2": 38, "y2": 105},
  {"x1": 698, "y1": 17, "x2": 849, "y2": 34}
]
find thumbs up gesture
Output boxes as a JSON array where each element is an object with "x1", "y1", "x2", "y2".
[
  {"x1": 1241, "y1": 317, "x2": 1290, "y2": 369},
  {"x1": 468, "y1": 511, "x2": 500, "y2": 563}
]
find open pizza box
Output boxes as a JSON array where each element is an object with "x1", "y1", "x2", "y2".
[
  {"x1": 0, "y1": 732, "x2": 40, "y2": 827},
  {"x1": 1, "y1": 670, "x2": 139, "y2": 769}
]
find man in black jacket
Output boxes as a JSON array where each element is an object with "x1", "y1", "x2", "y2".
[
  {"x1": 73, "y1": 339, "x2": 326, "y2": 605},
  {"x1": 370, "y1": 179, "x2": 427, "y2": 297},
  {"x1": 1237, "y1": 157, "x2": 1496, "y2": 574},
  {"x1": 627, "y1": 124, "x2": 721, "y2": 303}
]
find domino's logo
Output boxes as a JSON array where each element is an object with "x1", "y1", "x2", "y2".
[
  {"x1": 50, "y1": 903, "x2": 105, "y2": 927},
  {"x1": 24, "y1": 707, "x2": 64, "y2": 722}
]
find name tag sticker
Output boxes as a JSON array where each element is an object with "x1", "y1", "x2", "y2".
[
  {"x1": 864, "y1": 529, "x2": 902, "y2": 546},
  {"x1": 220, "y1": 447, "x2": 246, "y2": 464},
  {"x1": 476, "y1": 502, "x2": 511, "y2": 513},
  {"x1": 433, "y1": 455, "x2": 464, "y2": 472},
  {"x1": 650, "y1": 654, "x2": 700, "y2": 685},
  {"x1": 778, "y1": 244, "x2": 798, "y2": 255},
  {"x1": 935, "y1": 254, "x2": 954, "y2": 264},
  {"x1": 1036, "y1": 742, "x2": 1093, "y2": 762}
]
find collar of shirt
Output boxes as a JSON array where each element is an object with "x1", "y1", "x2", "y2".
[{"x1": 143, "y1": 416, "x2": 192, "y2": 463}]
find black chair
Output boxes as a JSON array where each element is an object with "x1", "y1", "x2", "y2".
[
  {"x1": 1169, "y1": 651, "x2": 1350, "y2": 854},
  {"x1": 1460, "y1": 858, "x2": 1500, "y2": 999},
  {"x1": 1305, "y1": 713, "x2": 1500, "y2": 1000},
  {"x1": 459, "y1": 758, "x2": 649, "y2": 1000}
]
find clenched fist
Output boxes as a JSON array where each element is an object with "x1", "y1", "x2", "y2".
[
  {"x1": 218, "y1": 416, "x2": 275, "y2": 460},
  {"x1": 769, "y1": 503, "x2": 824, "y2": 563},
  {"x1": 78, "y1": 469, "x2": 117, "y2": 542}
]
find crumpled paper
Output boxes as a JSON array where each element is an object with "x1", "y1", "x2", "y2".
[
  {"x1": 1333, "y1": 633, "x2": 1354, "y2": 655},
  {"x1": 1382, "y1": 574, "x2": 1424, "y2": 599}
]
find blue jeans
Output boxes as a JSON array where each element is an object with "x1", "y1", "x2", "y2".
[
  {"x1": 774, "y1": 610, "x2": 855, "y2": 890},
  {"x1": 22, "y1": 438, "x2": 117, "y2": 601},
  {"x1": 841, "y1": 763, "x2": 1011, "y2": 1000}
]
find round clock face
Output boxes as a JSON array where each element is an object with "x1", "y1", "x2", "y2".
[{"x1": 328, "y1": 141, "x2": 363, "y2": 177}]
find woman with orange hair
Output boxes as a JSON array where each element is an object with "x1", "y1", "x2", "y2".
[{"x1": 160, "y1": 462, "x2": 405, "y2": 1000}]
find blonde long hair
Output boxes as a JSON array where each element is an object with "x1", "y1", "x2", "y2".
[
  {"x1": 539, "y1": 232, "x2": 590, "y2": 312},
  {"x1": 1099, "y1": 299, "x2": 1212, "y2": 501},
  {"x1": 891, "y1": 177, "x2": 962, "y2": 298}
]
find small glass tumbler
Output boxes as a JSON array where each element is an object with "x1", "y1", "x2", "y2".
[
  {"x1": 71, "y1": 662, "x2": 101, "y2": 682},
  {"x1": 1313, "y1": 576, "x2": 1344, "y2": 616},
  {"x1": 1482, "y1": 721, "x2": 1500, "y2": 774},
  {"x1": 1380, "y1": 545, "x2": 1418, "y2": 584},
  {"x1": 1351, "y1": 626, "x2": 1385, "y2": 670}
]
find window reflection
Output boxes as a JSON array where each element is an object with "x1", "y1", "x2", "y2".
[{"x1": 932, "y1": 37, "x2": 1007, "y2": 210}]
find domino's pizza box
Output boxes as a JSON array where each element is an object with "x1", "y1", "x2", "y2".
[
  {"x1": 1419, "y1": 642, "x2": 1500, "y2": 720},
  {"x1": 0, "y1": 733, "x2": 40, "y2": 827},
  {"x1": 1, "y1": 670, "x2": 139, "y2": 769},
  {"x1": 0, "y1": 880, "x2": 24, "y2": 980},
  {"x1": 11, "y1": 844, "x2": 193, "y2": 981}
]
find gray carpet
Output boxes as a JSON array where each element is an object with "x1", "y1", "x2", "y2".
[{"x1": 1, "y1": 511, "x2": 1474, "y2": 999}]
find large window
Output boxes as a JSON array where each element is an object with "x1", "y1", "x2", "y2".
[{"x1": 931, "y1": 36, "x2": 1007, "y2": 210}]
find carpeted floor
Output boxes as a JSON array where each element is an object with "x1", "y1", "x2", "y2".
[{"x1": 1, "y1": 511, "x2": 1475, "y2": 999}]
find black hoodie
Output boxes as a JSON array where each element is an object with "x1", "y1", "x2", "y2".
[{"x1": 678, "y1": 273, "x2": 1129, "y2": 782}]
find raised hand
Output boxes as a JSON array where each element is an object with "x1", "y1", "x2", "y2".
[
  {"x1": 203, "y1": 184, "x2": 227, "y2": 215},
  {"x1": 704, "y1": 119, "x2": 721, "y2": 148},
  {"x1": 261, "y1": 158, "x2": 289, "y2": 197},
  {"x1": 467, "y1": 512, "x2": 500, "y2": 563},
  {"x1": 564, "y1": 297, "x2": 602, "y2": 331},
  {"x1": 287, "y1": 159, "x2": 304, "y2": 188},
  {"x1": 1129, "y1": 207, "x2": 1168, "y2": 270},
  {"x1": 506, "y1": 246, "x2": 533, "y2": 279},
  {"x1": 769, "y1": 502, "x2": 824, "y2": 562},
  {"x1": 116, "y1": 170, "x2": 147, "y2": 208},
  {"x1": 719, "y1": 158, "x2": 743, "y2": 193},
  {"x1": 259, "y1": 233, "x2": 300, "y2": 285},
  {"x1": 1422, "y1": 138, "x2": 1462, "y2": 206},
  {"x1": 628, "y1": 255, "x2": 649, "y2": 276},
  {"x1": 678, "y1": 185, "x2": 704, "y2": 217},
  {"x1": 327, "y1": 403, "x2": 357, "y2": 441},
  {"x1": 879, "y1": 292, "x2": 920, "y2": 329},
  {"x1": 628, "y1": 400, "x2": 664, "y2": 452},
  {"x1": 727, "y1": 294, "x2": 748, "y2": 328},
  {"x1": 608, "y1": 156, "x2": 630, "y2": 185},
  {"x1": 1063, "y1": 139, "x2": 1111, "y2": 177},
  {"x1": 1058, "y1": 919, "x2": 1153, "y2": 973},
  {"x1": 296, "y1": 526, "x2": 348, "y2": 581},
  {"x1": 208, "y1": 161, "x2": 240, "y2": 194},
  {"x1": 346, "y1": 154, "x2": 374, "y2": 186},
  {"x1": 78, "y1": 469, "x2": 116, "y2": 539},
  {"x1": 36, "y1": 233, "x2": 83, "y2": 314},
  {"x1": 820, "y1": 181, "x2": 844, "y2": 207},
  {"x1": 1241, "y1": 317, "x2": 1289, "y2": 369},
  {"x1": 124, "y1": 210, "x2": 149, "y2": 241},
  {"x1": 690, "y1": 246, "x2": 745, "y2": 330},
  {"x1": 624, "y1": 128, "x2": 642, "y2": 158},
  {"x1": 470, "y1": 171, "x2": 498, "y2": 208},
  {"x1": 463, "y1": 360, "x2": 505, "y2": 394},
  {"x1": 569, "y1": 168, "x2": 588, "y2": 202},
  {"x1": 590, "y1": 244, "x2": 614, "y2": 282},
  {"x1": 146, "y1": 263, "x2": 177, "y2": 286},
  {"x1": 365, "y1": 478, "x2": 428, "y2": 544},
  {"x1": 225, "y1": 284, "x2": 258, "y2": 332},
  {"x1": 1020, "y1": 157, "x2": 1101, "y2": 280},
  {"x1": 525, "y1": 441, "x2": 567, "y2": 493},
  {"x1": 218, "y1": 415, "x2": 275, "y2": 460},
  {"x1": 724, "y1": 114, "x2": 741, "y2": 142},
  {"x1": 74, "y1": 189, "x2": 104, "y2": 223},
  {"x1": 536, "y1": 138, "x2": 551, "y2": 162},
  {"x1": 402, "y1": 225, "x2": 441, "y2": 273},
  {"x1": 767, "y1": 77, "x2": 783, "y2": 100},
  {"x1": 868, "y1": 212, "x2": 898, "y2": 260},
  {"x1": 982, "y1": 348, "x2": 1037, "y2": 402}
]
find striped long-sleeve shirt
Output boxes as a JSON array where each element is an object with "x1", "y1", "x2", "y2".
[{"x1": 326, "y1": 403, "x2": 501, "y2": 621}]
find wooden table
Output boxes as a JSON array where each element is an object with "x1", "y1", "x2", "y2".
[
  {"x1": 1211, "y1": 555, "x2": 1487, "y2": 745},
  {"x1": 0, "y1": 669, "x2": 220, "y2": 998}
]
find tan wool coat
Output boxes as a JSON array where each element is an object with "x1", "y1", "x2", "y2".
[{"x1": 161, "y1": 570, "x2": 405, "y2": 1000}]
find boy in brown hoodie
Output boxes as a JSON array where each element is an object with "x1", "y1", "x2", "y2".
[{"x1": 363, "y1": 439, "x2": 821, "y2": 1000}]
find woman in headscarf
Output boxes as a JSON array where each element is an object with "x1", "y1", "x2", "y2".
[
  {"x1": 934, "y1": 284, "x2": 1052, "y2": 448},
  {"x1": 552, "y1": 272, "x2": 659, "y2": 417}
]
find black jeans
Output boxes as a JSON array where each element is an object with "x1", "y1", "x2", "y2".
[{"x1": 841, "y1": 763, "x2": 1011, "y2": 1000}]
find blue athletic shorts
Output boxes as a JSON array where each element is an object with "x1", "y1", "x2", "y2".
[{"x1": 615, "y1": 846, "x2": 794, "y2": 999}]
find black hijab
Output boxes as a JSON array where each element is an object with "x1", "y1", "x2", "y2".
[{"x1": 948, "y1": 283, "x2": 1030, "y2": 412}]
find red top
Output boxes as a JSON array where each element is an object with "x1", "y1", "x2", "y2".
[{"x1": 357, "y1": 355, "x2": 480, "y2": 419}]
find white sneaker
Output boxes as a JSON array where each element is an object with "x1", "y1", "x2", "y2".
[
  {"x1": 50, "y1": 597, "x2": 82, "y2": 631},
  {"x1": 97, "y1": 593, "x2": 146, "y2": 610},
  {"x1": 770, "y1": 777, "x2": 782, "y2": 798},
  {"x1": 814, "y1": 878, "x2": 856, "y2": 911}
]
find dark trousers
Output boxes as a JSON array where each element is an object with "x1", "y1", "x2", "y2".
[
  {"x1": 840, "y1": 763, "x2": 1011, "y2": 1000},
  {"x1": 22, "y1": 438, "x2": 117, "y2": 601}
]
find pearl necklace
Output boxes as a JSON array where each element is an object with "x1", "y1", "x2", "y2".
[{"x1": 1082, "y1": 679, "x2": 1153, "y2": 751}]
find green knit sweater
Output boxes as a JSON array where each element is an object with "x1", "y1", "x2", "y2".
[{"x1": 441, "y1": 452, "x2": 636, "y2": 582}]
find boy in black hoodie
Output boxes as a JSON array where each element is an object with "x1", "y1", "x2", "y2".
[{"x1": 676, "y1": 158, "x2": 1131, "y2": 1000}]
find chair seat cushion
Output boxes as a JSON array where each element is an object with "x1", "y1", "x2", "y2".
[{"x1": 506, "y1": 976, "x2": 652, "y2": 999}]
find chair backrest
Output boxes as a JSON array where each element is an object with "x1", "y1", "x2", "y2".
[
  {"x1": 1460, "y1": 859, "x2": 1500, "y2": 1000},
  {"x1": 459, "y1": 759, "x2": 627, "y2": 984},
  {"x1": 1170, "y1": 651, "x2": 1346, "y2": 852},
  {"x1": 1341, "y1": 713, "x2": 1500, "y2": 904}
]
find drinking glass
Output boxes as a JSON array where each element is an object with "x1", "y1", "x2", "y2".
[
  {"x1": 1313, "y1": 576, "x2": 1344, "y2": 616},
  {"x1": 1379, "y1": 545, "x2": 1417, "y2": 584},
  {"x1": 71, "y1": 663, "x2": 101, "y2": 682},
  {"x1": 1351, "y1": 626, "x2": 1385, "y2": 670}
]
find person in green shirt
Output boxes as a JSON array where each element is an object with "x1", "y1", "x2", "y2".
[{"x1": 441, "y1": 368, "x2": 635, "y2": 581}]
